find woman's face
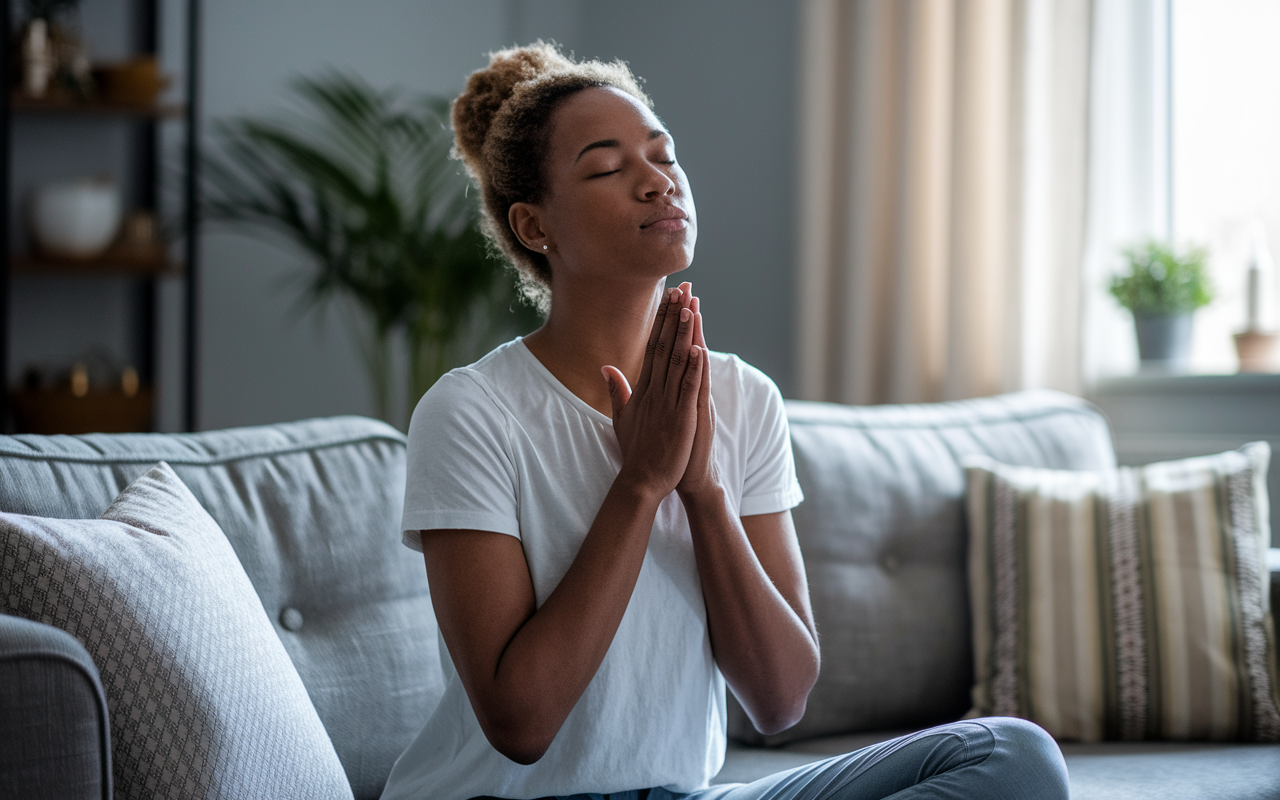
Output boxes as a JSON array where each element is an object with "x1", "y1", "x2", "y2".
[{"x1": 515, "y1": 86, "x2": 697, "y2": 285}]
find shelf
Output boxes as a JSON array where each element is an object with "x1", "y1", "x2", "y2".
[
  {"x1": 2, "y1": 0, "x2": 201, "y2": 433},
  {"x1": 10, "y1": 92, "x2": 184, "y2": 118},
  {"x1": 11, "y1": 250, "x2": 183, "y2": 277},
  {"x1": 10, "y1": 386, "x2": 154, "y2": 434}
]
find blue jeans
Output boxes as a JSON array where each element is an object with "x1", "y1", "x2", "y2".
[{"x1": 540, "y1": 718, "x2": 1068, "y2": 800}]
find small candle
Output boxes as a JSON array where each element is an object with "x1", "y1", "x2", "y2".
[{"x1": 1247, "y1": 263, "x2": 1261, "y2": 332}]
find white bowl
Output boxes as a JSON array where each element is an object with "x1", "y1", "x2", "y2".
[{"x1": 30, "y1": 179, "x2": 122, "y2": 259}]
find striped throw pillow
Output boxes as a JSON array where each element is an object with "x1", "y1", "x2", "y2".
[{"x1": 965, "y1": 443, "x2": 1280, "y2": 742}]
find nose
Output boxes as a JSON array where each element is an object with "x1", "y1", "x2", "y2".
[{"x1": 637, "y1": 162, "x2": 675, "y2": 200}]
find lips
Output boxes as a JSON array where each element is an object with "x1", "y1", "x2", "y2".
[{"x1": 640, "y1": 206, "x2": 689, "y2": 230}]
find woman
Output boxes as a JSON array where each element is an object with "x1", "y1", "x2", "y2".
[{"x1": 381, "y1": 43, "x2": 1068, "y2": 800}]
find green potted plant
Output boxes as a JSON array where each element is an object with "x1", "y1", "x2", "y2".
[
  {"x1": 1108, "y1": 239, "x2": 1214, "y2": 370},
  {"x1": 204, "y1": 72, "x2": 538, "y2": 429}
]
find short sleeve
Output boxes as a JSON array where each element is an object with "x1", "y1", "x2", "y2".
[
  {"x1": 737, "y1": 362, "x2": 804, "y2": 517},
  {"x1": 400, "y1": 370, "x2": 521, "y2": 551}
]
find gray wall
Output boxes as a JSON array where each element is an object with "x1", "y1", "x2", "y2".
[
  {"x1": 513, "y1": 0, "x2": 799, "y2": 398},
  {"x1": 177, "y1": 0, "x2": 512, "y2": 432},
  {"x1": 184, "y1": 0, "x2": 798, "y2": 431},
  {"x1": 10, "y1": 1, "x2": 800, "y2": 431}
]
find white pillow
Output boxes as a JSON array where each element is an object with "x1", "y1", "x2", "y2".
[{"x1": 0, "y1": 462, "x2": 354, "y2": 800}]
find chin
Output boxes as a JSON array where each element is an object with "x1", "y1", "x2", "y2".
[
  {"x1": 659, "y1": 238, "x2": 696, "y2": 276},
  {"x1": 658, "y1": 251, "x2": 694, "y2": 278}
]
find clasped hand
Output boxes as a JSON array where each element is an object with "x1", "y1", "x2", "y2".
[{"x1": 602, "y1": 283, "x2": 719, "y2": 500}]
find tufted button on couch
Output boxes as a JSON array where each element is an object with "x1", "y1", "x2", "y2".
[{"x1": 1, "y1": 391, "x2": 1277, "y2": 799}]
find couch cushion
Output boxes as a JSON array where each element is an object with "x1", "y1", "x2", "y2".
[
  {"x1": 0, "y1": 417, "x2": 436, "y2": 800},
  {"x1": 717, "y1": 733, "x2": 1280, "y2": 799},
  {"x1": 729, "y1": 391, "x2": 1116, "y2": 745},
  {"x1": 0, "y1": 462, "x2": 353, "y2": 800},
  {"x1": 965, "y1": 444, "x2": 1280, "y2": 742}
]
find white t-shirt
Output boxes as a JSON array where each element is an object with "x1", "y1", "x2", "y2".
[{"x1": 381, "y1": 338, "x2": 802, "y2": 800}]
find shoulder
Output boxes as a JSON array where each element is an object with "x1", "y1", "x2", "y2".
[
  {"x1": 408, "y1": 340, "x2": 528, "y2": 439},
  {"x1": 708, "y1": 351, "x2": 784, "y2": 408}
]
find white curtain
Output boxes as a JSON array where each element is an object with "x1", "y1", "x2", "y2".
[
  {"x1": 794, "y1": 0, "x2": 1093, "y2": 404},
  {"x1": 1081, "y1": 0, "x2": 1172, "y2": 382}
]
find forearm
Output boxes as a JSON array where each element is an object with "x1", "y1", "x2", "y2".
[
  {"x1": 477, "y1": 474, "x2": 663, "y2": 760},
  {"x1": 681, "y1": 487, "x2": 819, "y2": 734}
]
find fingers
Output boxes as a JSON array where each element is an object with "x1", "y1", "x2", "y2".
[
  {"x1": 677, "y1": 345, "x2": 705, "y2": 416},
  {"x1": 636, "y1": 288, "x2": 675, "y2": 394},
  {"x1": 691, "y1": 297, "x2": 705, "y2": 350},
  {"x1": 665, "y1": 304, "x2": 697, "y2": 391},
  {"x1": 649, "y1": 288, "x2": 686, "y2": 394},
  {"x1": 601, "y1": 365, "x2": 632, "y2": 421},
  {"x1": 682, "y1": 287, "x2": 706, "y2": 350},
  {"x1": 696, "y1": 342, "x2": 711, "y2": 421}
]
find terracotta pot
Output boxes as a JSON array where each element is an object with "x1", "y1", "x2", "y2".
[{"x1": 1234, "y1": 330, "x2": 1279, "y2": 373}]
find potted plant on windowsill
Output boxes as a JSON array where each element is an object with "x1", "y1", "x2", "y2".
[{"x1": 1109, "y1": 239, "x2": 1214, "y2": 372}]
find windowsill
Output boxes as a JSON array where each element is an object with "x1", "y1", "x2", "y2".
[
  {"x1": 1090, "y1": 371, "x2": 1280, "y2": 546},
  {"x1": 1095, "y1": 371, "x2": 1280, "y2": 397}
]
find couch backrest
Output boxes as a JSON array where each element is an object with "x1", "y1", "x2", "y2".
[
  {"x1": 0, "y1": 393, "x2": 1118, "y2": 776},
  {"x1": 0, "y1": 417, "x2": 434, "y2": 800},
  {"x1": 728, "y1": 390, "x2": 1118, "y2": 745}
]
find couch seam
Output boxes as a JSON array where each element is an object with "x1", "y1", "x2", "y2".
[
  {"x1": 0, "y1": 433, "x2": 407, "y2": 468},
  {"x1": 786, "y1": 405, "x2": 1105, "y2": 432}
]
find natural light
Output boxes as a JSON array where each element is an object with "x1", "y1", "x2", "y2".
[{"x1": 1174, "y1": 0, "x2": 1280, "y2": 373}]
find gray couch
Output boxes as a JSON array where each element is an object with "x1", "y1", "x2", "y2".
[{"x1": 1, "y1": 390, "x2": 1277, "y2": 799}]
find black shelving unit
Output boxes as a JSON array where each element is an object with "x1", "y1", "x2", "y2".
[{"x1": 0, "y1": 0, "x2": 201, "y2": 433}]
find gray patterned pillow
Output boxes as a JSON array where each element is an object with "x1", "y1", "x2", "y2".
[{"x1": 0, "y1": 462, "x2": 354, "y2": 800}]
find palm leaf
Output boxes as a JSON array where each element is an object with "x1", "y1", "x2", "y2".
[{"x1": 203, "y1": 71, "x2": 536, "y2": 427}]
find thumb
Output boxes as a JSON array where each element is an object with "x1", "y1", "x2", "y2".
[{"x1": 601, "y1": 365, "x2": 632, "y2": 419}]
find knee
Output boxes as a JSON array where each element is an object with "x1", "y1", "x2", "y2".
[
  {"x1": 983, "y1": 716, "x2": 1063, "y2": 763},
  {"x1": 980, "y1": 717, "x2": 1069, "y2": 797}
]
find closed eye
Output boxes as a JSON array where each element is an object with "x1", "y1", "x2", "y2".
[{"x1": 588, "y1": 169, "x2": 620, "y2": 178}]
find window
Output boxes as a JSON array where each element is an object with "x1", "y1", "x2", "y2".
[{"x1": 1172, "y1": 0, "x2": 1280, "y2": 373}]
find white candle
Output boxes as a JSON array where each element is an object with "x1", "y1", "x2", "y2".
[{"x1": 1247, "y1": 263, "x2": 1261, "y2": 331}]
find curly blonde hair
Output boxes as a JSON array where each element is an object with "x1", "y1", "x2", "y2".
[{"x1": 451, "y1": 42, "x2": 651, "y2": 311}]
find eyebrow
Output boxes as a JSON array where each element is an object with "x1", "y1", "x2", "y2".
[{"x1": 574, "y1": 129, "x2": 668, "y2": 162}]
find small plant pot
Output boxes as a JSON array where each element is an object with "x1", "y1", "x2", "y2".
[
  {"x1": 1134, "y1": 313, "x2": 1193, "y2": 371},
  {"x1": 1234, "y1": 330, "x2": 1279, "y2": 373}
]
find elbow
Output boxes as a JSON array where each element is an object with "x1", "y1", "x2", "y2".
[
  {"x1": 478, "y1": 714, "x2": 557, "y2": 765},
  {"x1": 750, "y1": 696, "x2": 811, "y2": 737},
  {"x1": 491, "y1": 736, "x2": 551, "y2": 766},
  {"x1": 743, "y1": 656, "x2": 820, "y2": 736}
]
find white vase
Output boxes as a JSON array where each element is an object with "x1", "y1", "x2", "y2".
[{"x1": 30, "y1": 179, "x2": 123, "y2": 259}]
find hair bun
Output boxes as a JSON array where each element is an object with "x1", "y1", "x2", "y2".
[{"x1": 452, "y1": 42, "x2": 574, "y2": 175}]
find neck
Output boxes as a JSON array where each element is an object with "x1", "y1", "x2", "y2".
[{"x1": 523, "y1": 275, "x2": 666, "y2": 417}]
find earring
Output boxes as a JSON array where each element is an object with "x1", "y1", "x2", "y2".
[{"x1": 542, "y1": 245, "x2": 548, "y2": 251}]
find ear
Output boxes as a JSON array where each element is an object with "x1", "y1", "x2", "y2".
[{"x1": 509, "y1": 202, "x2": 553, "y2": 253}]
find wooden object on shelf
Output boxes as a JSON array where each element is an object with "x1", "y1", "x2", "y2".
[
  {"x1": 93, "y1": 57, "x2": 170, "y2": 106},
  {"x1": 11, "y1": 386, "x2": 154, "y2": 434},
  {"x1": 11, "y1": 246, "x2": 181, "y2": 277},
  {"x1": 10, "y1": 91, "x2": 183, "y2": 118}
]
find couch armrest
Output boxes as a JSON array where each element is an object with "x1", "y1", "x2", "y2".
[
  {"x1": 1271, "y1": 549, "x2": 1280, "y2": 647},
  {"x1": 0, "y1": 613, "x2": 111, "y2": 800}
]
